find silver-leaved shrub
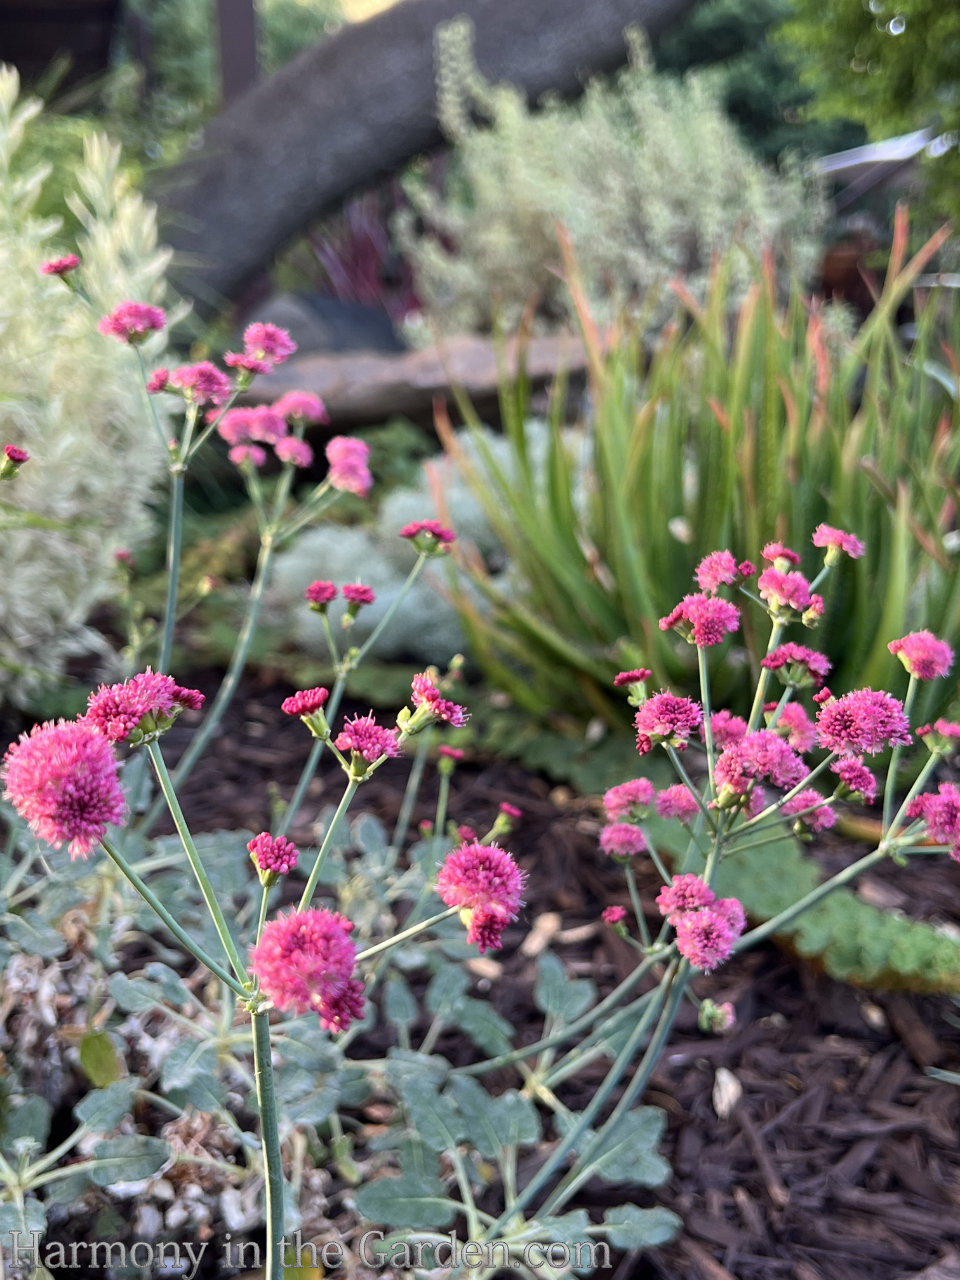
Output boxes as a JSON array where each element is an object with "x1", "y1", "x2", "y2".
[{"x1": 0, "y1": 67, "x2": 171, "y2": 707}]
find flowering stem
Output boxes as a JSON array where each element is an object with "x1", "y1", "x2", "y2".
[
  {"x1": 747, "y1": 621, "x2": 784, "y2": 733},
  {"x1": 883, "y1": 673, "x2": 918, "y2": 831},
  {"x1": 697, "y1": 646, "x2": 717, "y2": 799},
  {"x1": 350, "y1": 554, "x2": 428, "y2": 668},
  {"x1": 255, "y1": 885, "x2": 271, "y2": 946},
  {"x1": 251, "y1": 1009, "x2": 285, "y2": 1280},
  {"x1": 887, "y1": 748, "x2": 941, "y2": 836},
  {"x1": 135, "y1": 349, "x2": 171, "y2": 455},
  {"x1": 142, "y1": 533, "x2": 276, "y2": 832},
  {"x1": 664, "y1": 745, "x2": 715, "y2": 830},
  {"x1": 483, "y1": 965, "x2": 672, "y2": 1235},
  {"x1": 623, "y1": 863, "x2": 650, "y2": 946},
  {"x1": 147, "y1": 743, "x2": 248, "y2": 984},
  {"x1": 99, "y1": 837, "x2": 247, "y2": 996},
  {"x1": 157, "y1": 464, "x2": 185, "y2": 677},
  {"x1": 733, "y1": 845, "x2": 888, "y2": 952},
  {"x1": 298, "y1": 779, "x2": 359, "y2": 911},
  {"x1": 355, "y1": 907, "x2": 459, "y2": 963},
  {"x1": 735, "y1": 753, "x2": 836, "y2": 833}
]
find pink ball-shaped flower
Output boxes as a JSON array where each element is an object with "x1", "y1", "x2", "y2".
[
  {"x1": 98, "y1": 301, "x2": 166, "y2": 344},
  {"x1": 603, "y1": 778, "x2": 655, "y2": 821},
  {"x1": 812, "y1": 524, "x2": 865, "y2": 560},
  {"x1": 602, "y1": 905, "x2": 627, "y2": 926},
  {"x1": 830, "y1": 757, "x2": 877, "y2": 804},
  {"x1": 781, "y1": 788, "x2": 835, "y2": 832},
  {"x1": 674, "y1": 909, "x2": 736, "y2": 972},
  {"x1": 3, "y1": 719, "x2": 125, "y2": 858},
  {"x1": 659, "y1": 594, "x2": 740, "y2": 647},
  {"x1": 706, "y1": 709, "x2": 748, "y2": 749},
  {"x1": 40, "y1": 253, "x2": 80, "y2": 277},
  {"x1": 334, "y1": 713, "x2": 399, "y2": 763},
  {"x1": 85, "y1": 669, "x2": 204, "y2": 744},
  {"x1": 655, "y1": 784, "x2": 700, "y2": 821},
  {"x1": 305, "y1": 580, "x2": 338, "y2": 607},
  {"x1": 888, "y1": 631, "x2": 954, "y2": 681},
  {"x1": 399, "y1": 520, "x2": 456, "y2": 554},
  {"x1": 634, "y1": 692, "x2": 703, "y2": 755},
  {"x1": 695, "y1": 549, "x2": 738, "y2": 593},
  {"x1": 248, "y1": 832, "x2": 299, "y2": 876},
  {"x1": 342, "y1": 583, "x2": 375, "y2": 607},
  {"x1": 228, "y1": 444, "x2": 267, "y2": 468},
  {"x1": 437, "y1": 840, "x2": 526, "y2": 953},
  {"x1": 243, "y1": 322, "x2": 297, "y2": 367},
  {"x1": 599, "y1": 822, "x2": 648, "y2": 858},
  {"x1": 272, "y1": 391, "x2": 328, "y2": 423},
  {"x1": 761, "y1": 642, "x2": 831, "y2": 689},
  {"x1": 249, "y1": 909, "x2": 364, "y2": 1031},
  {"x1": 281, "y1": 687, "x2": 329, "y2": 717},
  {"x1": 656, "y1": 874, "x2": 715, "y2": 926},
  {"x1": 169, "y1": 361, "x2": 232, "y2": 407},
  {"x1": 275, "y1": 437, "x2": 314, "y2": 468},
  {"x1": 325, "y1": 436, "x2": 372, "y2": 497},
  {"x1": 816, "y1": 688, "x2": 912, "y2": 756}
]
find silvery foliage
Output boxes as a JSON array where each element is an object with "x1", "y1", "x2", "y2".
[{"x1": 0, "y1": 67, "x2": 171, "y2": 707}]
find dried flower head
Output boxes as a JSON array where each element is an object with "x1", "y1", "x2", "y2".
[
  {"x1": 3, "y1": 719, "x2": 125, "y2": 858},
  {"x1": 249, "y1": 908, "x2": 364, "y2": 1031}
]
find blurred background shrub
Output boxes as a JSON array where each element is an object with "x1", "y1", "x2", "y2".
[{"x1": 0, "y1": 67, "x2": 170, "y2": 709}]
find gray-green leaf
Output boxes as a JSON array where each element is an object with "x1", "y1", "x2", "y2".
[
  {"x1": 354, "y1": 1175, "x2": 458, "y2": 1230},
  {"x1": 450, "y1": 1077, "x2": 540, "y2": 1156},
  {"x1": 588, "y1": 1109, "x2": 670, "y2": 1186},
  {"x1": 74, "y1": 1081, "x2": 138, "y2": 1133},
  {"x1": 401, "y1": 1078, "x2": 464, "y2": 1152},
  {"x1": 602, "y1": 1204, "x2": 681, "y2": 1249},
  {"x1": 89, "y1": 1136, "x2": 170, "y2": 1185}
]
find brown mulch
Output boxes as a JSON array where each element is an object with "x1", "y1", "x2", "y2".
[{"x1": 149, "y1": 672, "x2": 960, "y2": 1280}]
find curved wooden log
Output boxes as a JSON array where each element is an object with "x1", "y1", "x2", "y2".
[{"x1": 152, "y1": 0, "x2": 700, "y2": 314}]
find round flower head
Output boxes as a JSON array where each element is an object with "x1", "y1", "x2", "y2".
[
  {"x1": 41, "y1": 253, "x2": 80, "y2": 277},
  {"x1": 907, "y1": 783, "x2": 960, "y2": 858},
  {"x1": 761, "y1": 541, "x2": 801, "y2": 567},
  {"x1": 614, "y1": 668, "x2": 651, "y2": 689},
  {"x1": 782, "y1": 788, "x2": 835, "y2": 833},
  {"x1": 714, "y1": 730, "x2": 806, "y2": 805},
  {"x1": 249, "y1": 908, "x2": 364, "y2": 1031},
  {"x1": 243, "y1": 322, "x2": 297, "y2": 368},
  {"x1": 603, "y1": 777, "x2": 655, "y2": 821},
  {"x1": 761, "y1": 642, "x2": 831, "y2": 689},
  {"x1": 769, "y1": 701, "x2": 816, "y2": 753},
  {"x1": 758, "y1": 567, "x2": 811, "y2": 615},
  {"x1": 816, "y1": 688, "x2": 912, "y2": 757},
  {"x1": 247, "y1": 406, "x2": 288, "y2": 445},
  {"x1": 656, "y1": 873, "x2": 715, "y2": 926},
  {"x1": 437, "y1": 840, "x2": 526, "y2": 953},
  {"x1": 674, "y1": 908, "x2": 736, "y2": 973},
  {"x1": 812, "y1": 524, "x2": 865, "y2": 562},
  {"x1": 659, "y1": 594, "x2": 739, "y2": 647},
  {"x1": 830, "y1": 757, "x2": 876, "y2": 804},
  {"x1": 655, "y1": 784, "x2": 700, "y2": 822},
  {"x1": 695, "y1": 549, "x2": 737, "y2": 594},
  {"x1": 272, "y1": 391, "x2": 328, "y2": 423},
  {"x1": 305, "y1": 580, "x2": 338, "y2": 609},
  {"x1": 342, "y1": 583, "x2": 375, "y2": 607},
  {"x1": 228, "y1": 444, "x2": 267, "y2": 468},
  {"x1": 334, "y1": 713, "x2": 400, "y2": 767},
  {"x1": 282, "y1": 687, "x2": 329, "y2": 717},
  {"x1": 634, "y1": 692, "x2": 703, "y2": 755},
  {"x1": 888, "y1": 631, "x2": 954, "y2": 681},
  {"x1": 325, "y1": 436, "x2": 372, "y2": 497},
  {"x1": 85, "y1": 669, "x2": 204, "y2": 745},
  {"x1": 599, "y1": 822, "x2": 648, "y2": 858},
  {"x1": 275, "y1": 437, "x2": 313, "y2": 468},
  {"x1": 707, "y1": 709, "x2": 747, "y2": 749},
  {"x1": 602, "y1": 905, "x2": 627, "y2": 927},
  {"x1": 400, "y1": 520, "x2": 456, "y2": 555},
  {"x1": 0, "y1": 445, "x2": 28, "y2": 479},
  {"x1": 408, "y1": 671, "x2": 469, "y2": 728},
  {"x1": 217, "y1": 407, "x2": 258, "y2": 445},
  {"x1": 146, "y1": 368, "x2": 169, "y2": 394},
  {"x1": 3, "y1": 719, "x2": 125, "y2": 859},
  {"x1": 248, "y1": 832, "x2": 299, "y2": 886},
  {"x1": 98, "y1": 301, "x2": 166, "y2": 344},
  {"x1": 169, "y1": 361, "x2": 232, "y2": 407}
]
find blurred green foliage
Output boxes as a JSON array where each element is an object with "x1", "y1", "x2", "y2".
[
  {"x1": 440, "y1": 218, "x2": 960, "y2": 730},
  {"x1": 776, "y1": 0, "x2": 960, "y2": 227}
]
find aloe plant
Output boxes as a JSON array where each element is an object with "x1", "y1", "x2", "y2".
[{"x1": 439, "y1": 212, "x2": 960, "y2": 728}]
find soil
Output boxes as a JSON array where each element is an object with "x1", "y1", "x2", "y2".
[{"x1": 7, "y1": 670, "x2": 960, "y2": 1280}]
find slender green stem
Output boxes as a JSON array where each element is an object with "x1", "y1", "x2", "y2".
[
  {"x1": 355, "y1": 907, "x2": 458, "y2": 963},
  {"x1": 697, "y1": 646, "x2": 717, "y2": 799},
  {"x1": 147, "y1": 742, "x2": 248, "y2": 982},
  {"x1": 747, "y1": 621, "x2": 784, "y2": 732},
  {"x1": 255, "y1": 885, "x2": 271, "y2": 946},
  {"x1": 100, "y1": 837, "x2": 247, "y2": 995},
  {"x1": 252, "y1": 1010, "x2": 285, "y2": 1280},
  {"x1": 141, "y1": 534, "x2": 277, "y2": 833},
  {"x1": 482, "y1": 967, "x2": 672, "y2": 1237},
  {"x1": 135, "y1": 348, "x2": 173, "y2": 454},
  {"x1": 542, "y1": 962, "x2": 687, "y2": 1215},
  {"x1": 351, "y1": 555, "x2": 428, "y2": 667},
  {"x1": 449, "y1": 1148, "x2": 482, "y2": 1239},
  {"x1": 623, "y1": 864, "x2": 649, "y2": 947},
  {"x1": 883, "y1": 672, "x2": 918, "y2": 830},
  {"x1": 454, "y1": 951, "x2": 662, "y2": 1076},
  {"x1": 734, "y1": 754, "x2": 836, "y2": 833},
  {"x1": 157, "y1": 465, "x2": 185, "y2": 676},
  {"x1": 887, "y1": 748, "x2": 941, "y2": 836},
  {"x1": 388, "y1": 731, "x2": 432, "y2": 867},
  {"x1": 298, "y1": 780, "x2": 359, "y2": 911}
]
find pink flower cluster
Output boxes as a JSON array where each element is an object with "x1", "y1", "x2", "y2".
[
  {"x1": 768, "y1": 702, "x2": 816, "y2": 752},
  {"x1": 216, "y1": 401, "x2": 328, "y2": 472},
  {"x1": 85, "y1": 670, "x2": 204, "y2": 744},
  {"x1": 281, "y1": 687, "x2": 329, "y2": 717},
  {"x1": 98, "y1": 301, "x2": 166, "y2": 344},
  {"x1": 599, "y1": 823, "x2": 648, "y2": 858},
  {"x1": 708, "y1": 710, "x2": 747, "y2": 749},
  {"x1": 225, "y1": 323, "x2": 297, "y2": 375},
  {"x1": 815, "y1": 689, "x2": 912, "y2": 757},
  {"x1": 634, "y1": 693, "x2": 703, "y2": 755},
  {"x1": 343, "y1": 583, "x2": 375, "y2": 608},
  {"x1": 437, "y1": 840, "x2": 526, "y2": 953},
  {"x1": 715, "y1": 730, "x2": 806, "y2": 800},
  {"x1": 830, "y1": 757, "x2": 877, "y2": 804},
  {"x1": 41, "y1": 253, "x2": 80, "y2": 277},
  {"x1": 656, "y1": 875, "x2": 745, "y2": 972},
  {"x1": 758, "y1": 567, "x2": 817, "y2": 616},
  {"x1": 888, "y1": 631, "x2": 954, "y2": 681},
  {"x1": 761, "y1": 642, "x2": 831, "y2": 688},
  {"x1": 2, "y1": 720, "x2": 125, "y2": 859},
  {"x1": 659, "y1": 594, "x2": 740, "y2": 647},
  {"x1": 781, "y1": 788, "x2": 835, "y2": 832},
  {"x1": 655, "y1": 784, "x2": 700, "y2": 822},
  {"x1": 325, "y1": 436, "x2": 373, "y2": 497},
  {"x1": 812, "y1": 524, "x2": 865, "y2": 560},
  {"x1": 334, "y1": 713, "x2": 399, "y2": 763},
  {"x1": 248, "y1": 832, "x2": 299, "y2": 876},
  {"x1": 695, "y1": 549, "x2": 755, "y2": 593},
  {"x1": 249, "y1": 908, "x2": 365, "y2": 1031},
  {"x1": 906, "y1": 783, "x2": 960, "y2": 859},
  {"x1": 400, "y1": 520, "x2": 456, "y2": 554},
  {"x1": 603, "y1": 777, "x2": 654, "y2": 821},
  {"x1": 305, "y1": 580, "x2": 338, "y2": 608},
  {"x1": 411, "y1": 672, "x2": 470, "y2": 727}
]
